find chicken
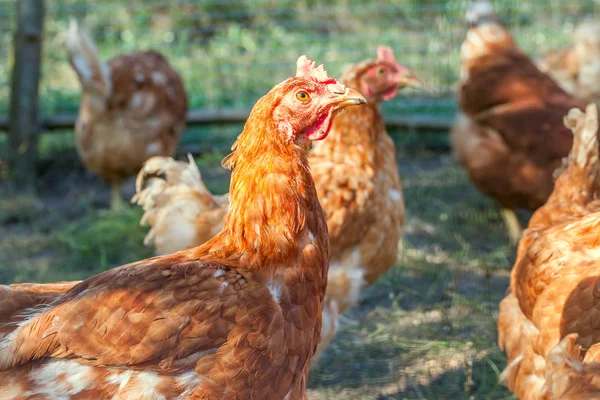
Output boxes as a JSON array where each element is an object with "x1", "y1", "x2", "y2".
[
  {"x1": 537, "y1": 18, "x2": 600, "y2": 104},
  {"x1": 133, "y1": 154, "x2": 229, "y2": 255},
  {"x1": 451, "y1": 0, "x2": 586, "y2": 244},
  {"x1": 133, "y1": 46, "x2": 418, "y2": 359},
  {"x1": 0, "y1": 56, "x2": 367, "y2": 399},
  {"x1": 66, "y1": 20, "x2": 188, "y2": 211},
  {"x1": 498, "y1": 103, "x2": 600, "y2": 399},
  {"x1": 308, "y1": 46, "x2": 419, "y2": 359}
]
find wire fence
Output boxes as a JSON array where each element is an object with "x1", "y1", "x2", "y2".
[
  {"x1": 1, "y1": 2, "x2": 600, "y2": 396},
  {"x1": 0, "y1": 0, "x2": 598, "y2": 160}
]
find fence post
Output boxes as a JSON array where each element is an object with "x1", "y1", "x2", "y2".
[{"x1": 8, "y1": 0, "x2": 45, "y2": 189}]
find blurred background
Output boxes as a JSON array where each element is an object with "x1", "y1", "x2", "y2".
[
  {"x1": 1, "y1": 0, "x2": 597, "y2": 158},
  {"x1": 1, "y1": 1, "x2": 599, "y2": 399}
]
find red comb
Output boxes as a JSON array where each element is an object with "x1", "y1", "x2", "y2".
[
  {"x1": 377, "y1": 46, "x2": 397, "y2": 64},
  {"x1": 296, "y1": 55, "x2": 334, "y2": 83},
  {"x1": 377, "y1": 45, "x2": 408, "y2": 73}
]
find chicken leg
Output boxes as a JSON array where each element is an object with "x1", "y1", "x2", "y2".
[
  {"x1": 110, "y1": 181, "x2": 124, "y2": 212},
  {"x1": 501, "y1": 208, "x2": 522, "y2": 245}
]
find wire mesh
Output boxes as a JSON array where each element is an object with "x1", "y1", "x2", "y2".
[
  {"x1": 1, "y1": 2, "x2": 599, "y2": 398},
  {"x1": 1, "y1": 0, "x2": 599, "y2": 157}
]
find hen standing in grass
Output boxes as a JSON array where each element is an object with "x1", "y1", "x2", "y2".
[
  {"x1": 451, "y1": 1, "x2": 585, "y2": 244},
  {"x1": 133, "y1": 47, "x2": 419, "y2": 359},
  {"x1": 66, "y1": 20, "x2": 188, "y2": 211},
  {"x1": 497, "y1": 104, "x2": 600, "y2": 399},
  {"x1": 0, "y1": 56, "x2": 366, "y2": 399},
  {"x1": 308, "y1": 46, "x2": 420, "y2": 359}
]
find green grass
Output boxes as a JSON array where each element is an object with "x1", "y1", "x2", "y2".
[
  {"x1": 0, "y1": 152, "x2": 517, "y2": 399},
  {"x1": 0, "y1": 202, "x2": 151, "y2": 283}
]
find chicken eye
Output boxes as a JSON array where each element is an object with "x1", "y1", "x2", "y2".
[
  {"x1": 377, "y1": 68, "x2": 386, "y2": 76},
  {"x1": 296, "y1": 91, "x2": 310, "y2": 102}
]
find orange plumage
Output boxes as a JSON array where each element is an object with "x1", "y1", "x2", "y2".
[
  {"x1": 0, "y1": 282, "x2": 78, "y2": 337},
  {"x1": 541, "y1": 334, "x2": 600, "y2": 400},
  {"x1": 66, "y1": 20, "x2": 188, "y2": 210},
  {"x1": 0, "y1": 56, "x2": 366, "y2": 399},
  {"x1": 498, "y1": 103, "x2": 600, "y2": 399}
]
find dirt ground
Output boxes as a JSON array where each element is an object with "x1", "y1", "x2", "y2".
[{"x1": 0, "y1": 151, "x2": 517, "y2": 399}]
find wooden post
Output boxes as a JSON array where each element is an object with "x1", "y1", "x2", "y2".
[{"x1": 8, "y1": 0, "x2": 45, "y2": 189}]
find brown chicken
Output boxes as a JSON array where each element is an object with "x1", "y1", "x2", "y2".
[
  {"x1": 66, "y1": 20, "x2": 188, "y2": 210},
  {"x1": 451, "y1": 1, "x2": 585, "y2": 244},
  {"x1": 498, "y1": 103, "x2": 600, "y2": 399},
  {"x1": 537, "y1": 18, "x2": 600, "y2": 105},
  {"x1": 0, "y1": 56, "x2": 366, "y2": 399},
  {"x1": 133, "y1": 47, "x2": 418, "y2": 359},
  {"x1": 308, "y1": 46, "x2": 419, "y2": 358}
]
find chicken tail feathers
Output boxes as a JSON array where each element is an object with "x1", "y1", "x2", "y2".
[
  {"x1": 556, "y1": 104, "x2": 600, "y2": 183},
  {"x1": 132, "y1": 155, "x2": 228, "y2": 254},
  {"x1": 133, "y1": 154, "x2": 208, "y2": 198},
  {"x1": 65, "y1": 18, "x2": 111, "y2": 99}
]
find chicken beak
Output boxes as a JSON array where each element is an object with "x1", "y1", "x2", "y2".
[
  {"x1": 329, "y1": 87, "x2": 367, "y2": 111},
  {"x1": 398, "y1": 72, "x2": 423, "y2": 89}
]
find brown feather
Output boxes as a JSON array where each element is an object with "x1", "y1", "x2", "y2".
[
  {"x1": 498, "y1": 103, "x2": 600, "y2": 398},
  {"x1": 451, "y1": 14, "x2": 586, "y2": 211},
  {"x1": 67, "y1": 23, "x2": 188, "y2": 189},
  {"x1": 308, "y1": 52, "x2": 407, "y2": 360}
]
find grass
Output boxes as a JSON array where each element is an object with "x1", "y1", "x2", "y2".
[
  {"x1": 0, "y1": 196, "x2": 152, "y2": 283},
  {"x1": 0, "y1": 151, "x2": 517, "y2": 399}
]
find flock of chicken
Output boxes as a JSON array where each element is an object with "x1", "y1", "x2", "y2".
[{"x1": 1, "y1": 0, "x2": 600, "y2": 398}]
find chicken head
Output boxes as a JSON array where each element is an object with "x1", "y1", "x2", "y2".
[
  {"x1": 351, "y1": 46, "x2": 421, "y2": 102},
  {"x1": 272, "y1": 56, "x2": 367, "y2": 142}
]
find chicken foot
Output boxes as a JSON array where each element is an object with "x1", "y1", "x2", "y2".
[
  {"x1": 110, "y1": 181, "x2": 124, "y2": 212},
  {"x1": 501, "y1": 208, "x2": 522, "y2": 245}
]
